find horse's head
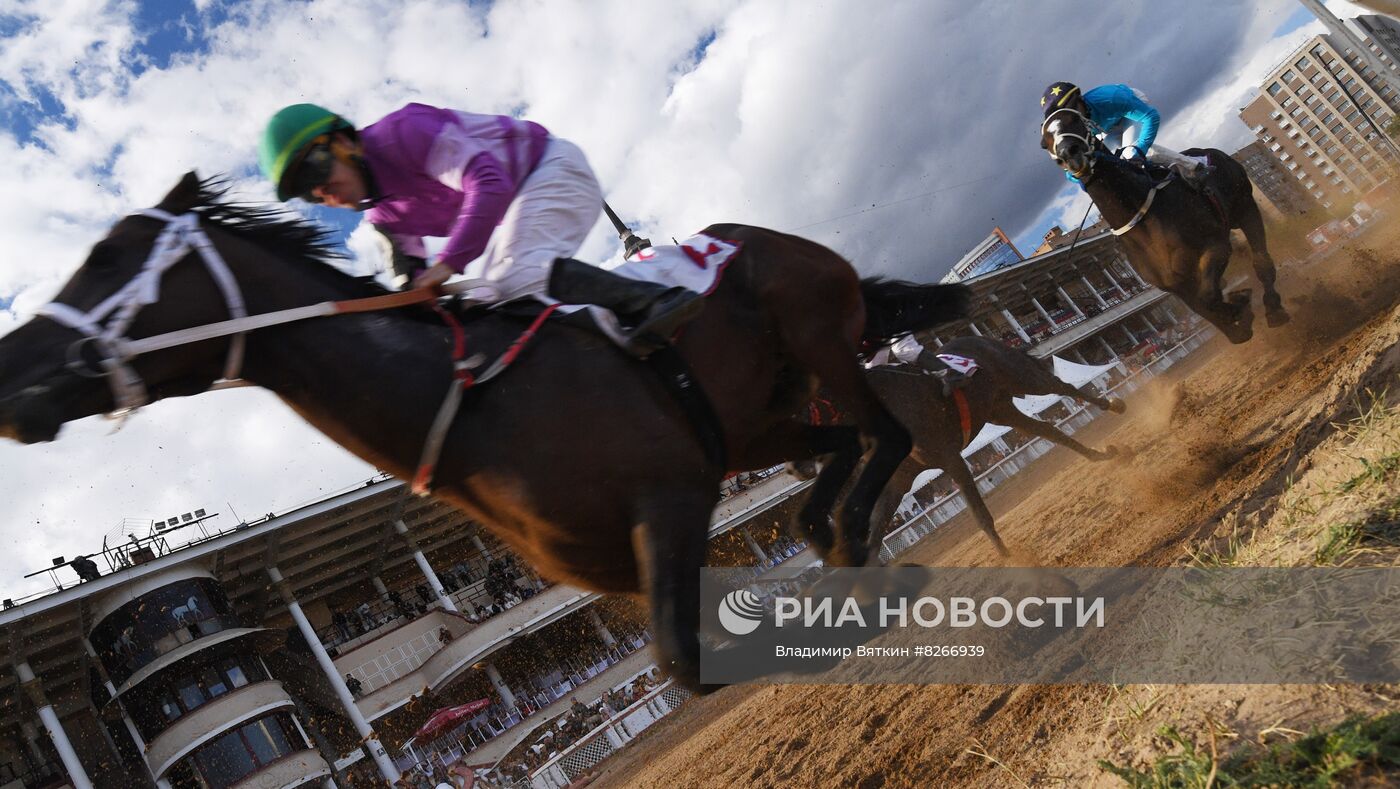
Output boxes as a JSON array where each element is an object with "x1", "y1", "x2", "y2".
[
  {"x1": 1040, "y1": 107, "x2": 1101, "y2": 182},
  {"x1": 0, "y1": 173, "x2": 253, "y2": 443}
]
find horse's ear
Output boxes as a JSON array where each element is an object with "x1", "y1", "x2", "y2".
[{"x1": 155, "y1": 171, "x2": 204, "y2": 214}]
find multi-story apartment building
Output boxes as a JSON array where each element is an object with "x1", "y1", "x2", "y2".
[
  {"x1": 1239, "y1": 15, "x2": 1400, "y2": 210},
  {"x1": 1233, "y1": 141, "x2": 1319, "y2": 216}
]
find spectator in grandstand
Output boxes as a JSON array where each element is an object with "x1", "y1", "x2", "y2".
[
  {"x1": 331, "y1": 610, "x2": 352, "y2": 642},
  {"x1": 387, "y1": 589, "x2": 412, "y2": 619}
]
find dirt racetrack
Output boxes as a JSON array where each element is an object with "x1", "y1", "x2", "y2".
[{"x1": 589, "y1": 223, "x2": 1400, "y2": 788}]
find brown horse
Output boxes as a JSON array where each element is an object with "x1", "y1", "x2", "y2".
[
  {"x1": 800, "y1": 336, "x2": 1125, "y2": 559},
  {"x1": 1042, "y1": 108, "x2": 1289, "y2": 344},
  {"x1": 0, "y1": 174, "x2": 969, "y2": 691}
]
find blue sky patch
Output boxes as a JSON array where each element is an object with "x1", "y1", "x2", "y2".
[{"x1": 1273, "y1": 7, "x2": 1315, "y2": 38}]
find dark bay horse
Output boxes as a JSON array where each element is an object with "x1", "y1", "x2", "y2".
[
  {"x1": 0, "y1": 174, "x2": 968, "y2": 691},
  {"x1": 1042, "y1": 108, "x2": 1289, "y2": 343},
  {"x1": 803, "y1": 336, "x2": 1125, "y2": 560}
]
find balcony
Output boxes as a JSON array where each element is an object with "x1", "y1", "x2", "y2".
[
  {"x1": 147, "y1": 680, "x2": 298, "y2": 779},
  {"x1": 334, "y1": 583, "x2": 600, "y2": 721}
]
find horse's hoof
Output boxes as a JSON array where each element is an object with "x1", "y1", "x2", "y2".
[
  {"x1": 1266, "y1": 310, "x2": 1291, "y2": 328},
  {"x1": 1100, "y1": 443, "x2": 1132, "y2": 461},
  {"x1": 1107, "y1": 397, "x2": 1127, "y2": 414}
]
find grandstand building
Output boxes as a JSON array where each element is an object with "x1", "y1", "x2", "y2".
[{"x1": 0, "y1": 469, "x2": 814, "y2": 788}]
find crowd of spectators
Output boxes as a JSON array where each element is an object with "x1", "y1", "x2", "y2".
[
  {"x1": 321, "y1": 550, "x2": 554, "y2": 652},
  {"x1": 498, "y1": 671, "x2": 662, "y2": 783}
]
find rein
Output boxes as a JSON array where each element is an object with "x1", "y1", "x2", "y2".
[{"x1": 36, "y1": 208, "x2": 490, "y2": 419}]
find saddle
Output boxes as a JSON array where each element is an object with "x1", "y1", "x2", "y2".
[{"x1": 413, "y1": 292, "x2": 726, "y2": 494}]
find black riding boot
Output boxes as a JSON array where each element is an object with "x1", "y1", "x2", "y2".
[
  {"x1": 547, "y1": 257, "x2": 705, "y2": 353},
  {"x1": 915, "y1": 349, "x2": 970, "y2": 397}
]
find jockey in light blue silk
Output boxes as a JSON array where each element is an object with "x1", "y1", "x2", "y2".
[{"x1": 1042, "y1": 82, "x2": 1210, "y2": 187}]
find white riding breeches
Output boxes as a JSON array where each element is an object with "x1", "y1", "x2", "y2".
[{"x1": 471, "y1": 137, "x2": 604, "y2": 302}]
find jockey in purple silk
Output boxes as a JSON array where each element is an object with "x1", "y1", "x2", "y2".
[{"x1": 259, "y1": 102, "x2": 702, "y2": 354}]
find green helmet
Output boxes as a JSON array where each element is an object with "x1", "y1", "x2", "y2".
[{"x1": 259, "y1": 103, "x2": 354, "y2": 200}]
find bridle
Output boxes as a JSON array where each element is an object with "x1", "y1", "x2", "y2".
[
  {"x1": 1040, "y1": 107, "x2": 1170, "y2": 237},
  {"x1": 1040, "y1": 107, "x2": 1103, "y2": 182},
  {"x1": 36, "y1": 209, "x2": 249, "y2": 418},
  {"x1": 33, "y1": 208, "x2": 453, "y2": 422}
]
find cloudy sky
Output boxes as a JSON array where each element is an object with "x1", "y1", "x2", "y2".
[{"x1": 0, "y1": 0, "x2": 1379, "y2": 600}]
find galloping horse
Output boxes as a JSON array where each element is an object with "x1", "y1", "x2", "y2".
[
  {"x1": 1042, "y1": 108, "x2": 1289, "y2": 343},
  {"x1": 0, "y1": 174, "x2": 968, "y2": 691},
  {"x1": 863, "y1": 336, "x2": 1125, "y2": 559}
]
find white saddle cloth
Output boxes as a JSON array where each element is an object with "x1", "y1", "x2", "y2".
[{"x1": 559, "y1": 232, "x2": 742, "y2": 345}]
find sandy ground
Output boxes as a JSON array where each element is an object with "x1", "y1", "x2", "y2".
[{"x1": 586, "y1": 224, "x2": 1400, "y2": 788}]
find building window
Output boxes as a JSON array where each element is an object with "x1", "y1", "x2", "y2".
[
  {"x1": 1268, "y1": 81, "x2": 1282, "y2": 96},
  {"x1": 126, "y1": 655, "x2": 269, "y2": 741},
  {"x1": 1283, "y1": 69, "x2": 1297, "y2": 83},
  {"x1": 1297, "y1": 55, "x2": 1312, "y2": 70},
  {"x1": 168, "y1": 713, "x2": 305, "y2": 789},
  {"x1": 88, "y1": 578, "x2": 242, "y2": 688}
]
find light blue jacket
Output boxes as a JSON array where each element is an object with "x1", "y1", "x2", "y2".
[
  {"x1": 1083, "y1": 84, "x2": 1160, "y2": 154},
  {"x1": 1064, "y1": 84, "x2": 1161, "y2": 183}
]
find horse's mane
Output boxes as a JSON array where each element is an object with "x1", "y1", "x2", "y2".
[{"x1": 187, "y1": 177, "x2": 390, "y2": 298}]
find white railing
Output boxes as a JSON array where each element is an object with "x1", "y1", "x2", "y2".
[
  {"x1": 522, "y1": 681, "x2": 694, "y2": 789},
  {"x1": 876, "y1": 324, "x2": 1214, "y2": 563},
  {"x1": 347, "y1": 628, "x2": 440, "y2": 694}
]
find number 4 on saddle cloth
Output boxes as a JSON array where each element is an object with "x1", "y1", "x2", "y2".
[{"x1": 412, "y1": 234, "x2": 741, "y2": 494}]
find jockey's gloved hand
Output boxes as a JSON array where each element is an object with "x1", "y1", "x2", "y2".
[{"x1": 1119, "y1": 145, "x2": 1146, "y2": 161}]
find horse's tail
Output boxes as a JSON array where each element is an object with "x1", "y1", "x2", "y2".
[{"x1": 859, "y1": 277, "x2": 971, "y2": 344}]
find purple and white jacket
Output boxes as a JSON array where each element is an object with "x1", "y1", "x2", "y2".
[{"x1": 360, "y1": 103, "x2": 550, "y2": 273}]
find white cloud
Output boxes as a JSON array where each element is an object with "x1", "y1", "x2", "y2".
[{"x1": 0, "y1": 0, "x2": 1365, "y2": 598}]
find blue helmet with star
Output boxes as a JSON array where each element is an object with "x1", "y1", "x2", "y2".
[{"x1": 1041, "y1": 82, "x2": 1082, "y2": 117}]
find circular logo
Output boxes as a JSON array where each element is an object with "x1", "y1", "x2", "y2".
[{"x1": 717, "y1": 589, "x2": 765, "y2": 635}]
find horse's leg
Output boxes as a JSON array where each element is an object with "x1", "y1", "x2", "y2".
[
  {"x1": 991, "y1": 404, "x2": 1116, "y2": 462},
  {"x1": 1235, "y1": 198, "x2": 1290, "y2": 327},
  {"x1": 864, "y1": 458, "x2": 925, "y2": 560},
  {"x1": 941, "y1": 453, "x2": 1009, "y2": 557},
  {"x1": 1020, "y1": 363, "x2": 1125, "y2": 414},
  {"x1": 1191, "y1": 245, "x2": 1254, "y2": 344},
  {"x1": 632, "y1": 487, "x2": 716, "y2": 693},
  {"x1": 733, "y1": 420, "x2": 862, "y2": 560},
  {"x1": 768, "y1": 292, "x2": 913, "y2": 568}
]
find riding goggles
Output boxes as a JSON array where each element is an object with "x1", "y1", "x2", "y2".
[{"x1": 283, "y1": 134, "x2": 336, "y2": 203}]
